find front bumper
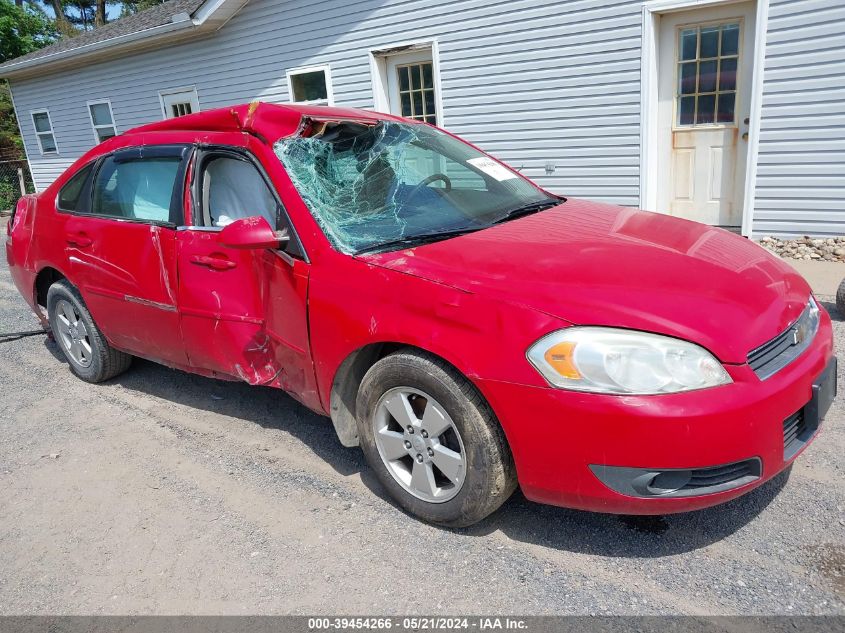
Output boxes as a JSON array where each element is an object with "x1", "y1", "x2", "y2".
[{"x1": 477, "y1": 313, "x2": 835, "y2": 515}]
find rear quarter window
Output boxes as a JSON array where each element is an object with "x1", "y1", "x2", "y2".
[{"x1": 57, "y1": 163, "x2": 94, "y2": 212}]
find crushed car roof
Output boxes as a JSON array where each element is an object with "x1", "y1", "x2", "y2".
[{"x1": 125, "y1": 102, "x2": 409, "y2": 140}]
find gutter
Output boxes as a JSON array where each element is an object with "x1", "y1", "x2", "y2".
[{"x1": 0, "y1": 0, "x2": 248, "y2": 80}]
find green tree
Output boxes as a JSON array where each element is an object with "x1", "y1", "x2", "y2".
[
  {"x1": 0, "y1": 84, "x2": 24, "y2": 157},
  {"x1": 0, "y1": 0, "x2": 58, "y2": 62},
  {"x1": 42, "y1": 0, "x2": 75, "y2": 35},
  {"x1": 119, "y1": 0, "x2": 164, "y2": 17},
  {"x1": 0, "y1": 0, "x2": 58, "y2": 159}
]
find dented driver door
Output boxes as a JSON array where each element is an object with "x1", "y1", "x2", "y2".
[{"x1": 176, "y1": 147, "x2": 313, "y2": 396}]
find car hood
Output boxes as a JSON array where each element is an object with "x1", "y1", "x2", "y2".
[{"x1": 360, "y1": 199, "x2": 812, "y2": 363}]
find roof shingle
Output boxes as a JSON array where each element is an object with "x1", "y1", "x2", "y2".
[{"x1": 1, "y1": 0, "x2": 205, "y2": 68}]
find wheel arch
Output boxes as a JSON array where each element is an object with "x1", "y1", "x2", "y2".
[
  {"x1": 329, "y1": 341, "x2": 482, "y2": 448},
  {"x1": 34, "y1": 266, "x2": 68, "y2": 309}
]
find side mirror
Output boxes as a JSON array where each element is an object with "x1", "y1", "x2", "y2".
[{"x1": 217, "y1": 216, "x2": 289, "y2": 250}]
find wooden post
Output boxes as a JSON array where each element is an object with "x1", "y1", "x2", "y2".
[{"x1": 17, "y1": 168, "x2": 25, "y2": 197}]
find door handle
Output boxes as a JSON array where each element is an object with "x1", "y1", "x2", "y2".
[
  {"x1": 190, "y1": 254, "x2": 237, "y2": 270},
  {"x1": 66, "y1": 233, "x2": 92, "y2": 248}
]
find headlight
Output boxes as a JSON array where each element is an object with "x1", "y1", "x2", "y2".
[{"x1": 526, "y1": 327, "x2": 732, "y2": 394}]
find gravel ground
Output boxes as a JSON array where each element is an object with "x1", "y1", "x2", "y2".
[
  {"x1": 758, "y1": 236, "x2": 845, "y2": 263},
  {"x1": 0, "y1": 219, "x2": 843, "y2": 615}
]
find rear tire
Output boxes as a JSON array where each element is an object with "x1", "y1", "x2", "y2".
[
  {"x1": 47, "y1": 280, "x2": 132, "y2": 383},
  {"x1": 356, "y1": 348, "x2": 517, "y2": 527}
]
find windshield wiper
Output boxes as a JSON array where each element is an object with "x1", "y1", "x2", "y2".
[
  {"x1": 354, "y1": 226, "x2": 488, "y2": 256},
  {"x1": 492, "y1": 197, "x2": 563, "y2": 225}
]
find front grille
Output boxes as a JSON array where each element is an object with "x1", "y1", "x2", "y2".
[
  {"x1": 748, "y1": 327, "x2": 800, "y2": 375},
  {"x1": 783, "y1": 409, "x2": 816, "y2": 460},
  {"x1": 748, "y1": 299, "x2": 820, "y2": 380}
]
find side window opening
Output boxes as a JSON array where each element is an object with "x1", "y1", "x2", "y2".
[
  {"x1": 201, "y1": 155, "x2": 278, "y2": 229},
  {"x1": 57, "y1": 163, "x2": 94, "y2": 212},
  {"x1": 198, "y1": 152, "x2": 303, "y2": 258}
]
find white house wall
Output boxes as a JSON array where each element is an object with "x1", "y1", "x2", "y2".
[
  {"x1": 8, "y1": 0, "x2": 845, "y2": 236},
  {"x1": 753, "y1": 0, "x2": 845, "y2": 237},
  {"x1": 10, "y1": 0, "x2": 644, "y2": 204}
]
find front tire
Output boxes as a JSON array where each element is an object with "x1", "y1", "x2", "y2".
[
  {"x1": 47, "y1": 280, "x2": 132, "y2": 383},
  {"x1": 356, "y1": 349, "x2": 517, "y2": 527}
]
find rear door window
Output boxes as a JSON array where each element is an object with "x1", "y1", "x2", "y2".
[{"x1": 91, "y1": 156, "x2": 182, "y2": 223}]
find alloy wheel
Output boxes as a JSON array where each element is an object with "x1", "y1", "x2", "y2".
[
  {"x1": 372, "y1": 387, "x2": 467, "y2": 503},
  {"x1": 54, "y1": 299, "x2": 93, "y2": 368}
]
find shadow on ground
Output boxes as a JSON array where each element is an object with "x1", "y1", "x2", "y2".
[
  {"x1": 818, "y1": 300, "x2": 842, "y2": 323},
  {"x1": 47, "y1": 339, "x2": 790, "y2": 560}
]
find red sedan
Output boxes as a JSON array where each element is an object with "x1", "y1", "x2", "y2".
[{"x1": 5, "y1": 103, "x2": 836, "y2": 526}]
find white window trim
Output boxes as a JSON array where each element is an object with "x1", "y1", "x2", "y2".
[
  {"x1": 368, "y1": 39, "x2": 445, "y2": 127},
  {"x1": 86, "y1": 99, "x2": 118, "y2": 144},
  {"x1": 285, "y1": 64, "x2": 334, "y2": 106},
  {"x1": 30, "y1": 108, "x2": 58, "y2": 155},
  {"x1": 639, "y1": 0, "x2": 769, "y2": 237},
  {"x1": 158, "y1": 86, "x2": 200, "y2": 119}
]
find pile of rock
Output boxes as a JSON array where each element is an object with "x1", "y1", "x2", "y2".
[{"x1": 757, "y1": 235, "x2": 845, "y2": 262}]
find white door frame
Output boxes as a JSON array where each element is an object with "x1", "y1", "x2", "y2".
[
  {"x1": 639, "y1": 0, "x2": 769, "y2": 236},
  {"x1": 368, "y1": 39, "x2": 445, "y2": 127}
]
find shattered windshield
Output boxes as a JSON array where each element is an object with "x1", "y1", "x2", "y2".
[{"x1": 273, "y1": 119, "x2": 556, "y2": 254}]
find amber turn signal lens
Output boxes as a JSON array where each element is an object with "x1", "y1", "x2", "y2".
[{"x1": 543, "y1": 341, "x2": 581, "y2": 379}]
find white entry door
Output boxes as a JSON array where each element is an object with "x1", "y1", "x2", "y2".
[
  {"x1": 384, "y1": 50, "x2": 441, "y2": 175},
  {"x1": 656, "y1": 2, "x2": 756, "y2": 227},
  {"x1": 385, "y1": 50, "x2": 439, "y2": 125}
]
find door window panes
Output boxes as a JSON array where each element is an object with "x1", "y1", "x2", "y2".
[
  {"x1": 396, "y1": 62, "x2": 437, "y2": 124},
  {"x1": 717, "y1": 92, "x2": 736, "y2": 124},
  {"x1": 719, "y1": 58, "x2": 737, "y2": 91},
  {"x1": 676, "y1": 22, "x2": 740, "y2": 126},
  {"x1": 92, "y1": 156, "x2": 181, "y2": 222}
]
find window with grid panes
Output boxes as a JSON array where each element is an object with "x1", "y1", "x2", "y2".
[
  {"x1": 676, "y1": 22, "x2": 739, "y2": 126},
  {"x1": 397, "y1": 62, "x2": 437, "y2": 124},
  {"x1": 170, "y1": 102, "x2": 193, "y2": 117}
]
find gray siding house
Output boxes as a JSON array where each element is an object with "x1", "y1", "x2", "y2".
[{"x1": 1, "y1": 0, "x2": 843, "y2": 237}]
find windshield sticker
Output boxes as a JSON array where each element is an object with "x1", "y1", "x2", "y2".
[{"x1": 467, "y1": 157, "x2": 518, "y2": 182}]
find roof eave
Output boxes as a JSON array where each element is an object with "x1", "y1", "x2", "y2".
[{"x1": 0, "y1": 0, "x2": 249, "y2": 81}]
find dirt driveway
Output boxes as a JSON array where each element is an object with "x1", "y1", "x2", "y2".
[{"x1": 0, "y1": 218, "x2": 843, "y2": 615}]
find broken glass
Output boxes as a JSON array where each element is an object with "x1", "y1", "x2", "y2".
[{"x1": 273, "y1": 119, "x2": 555, "y2": 254}]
